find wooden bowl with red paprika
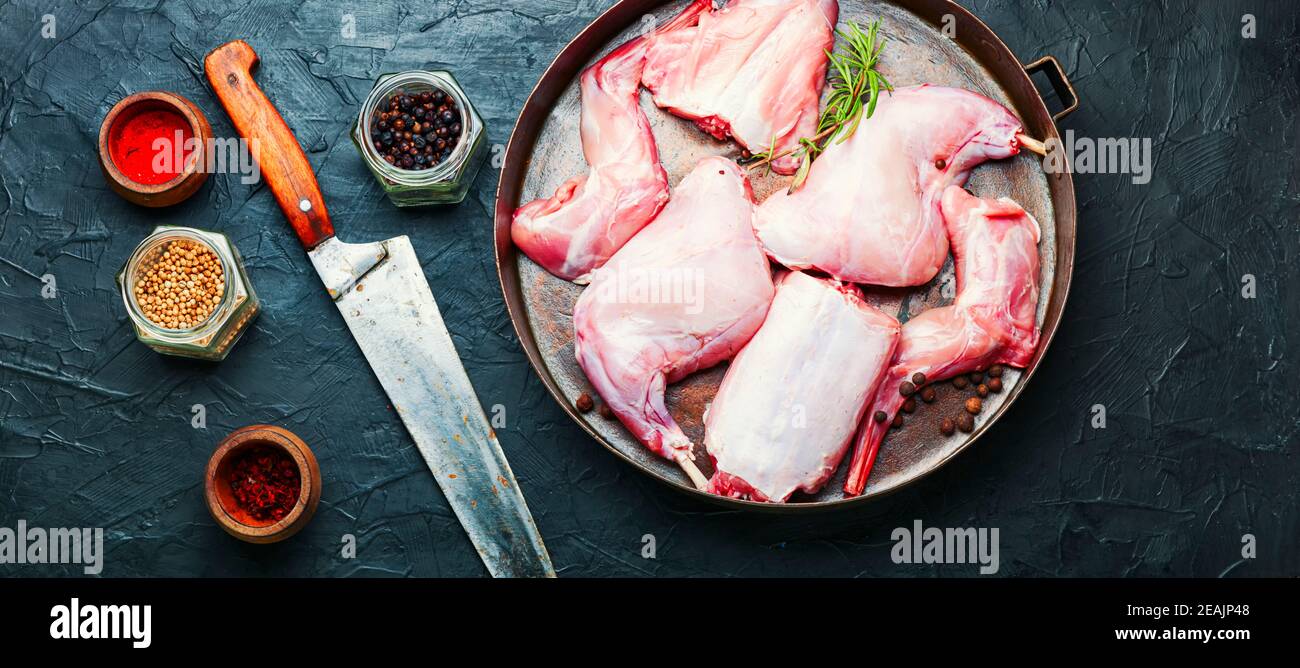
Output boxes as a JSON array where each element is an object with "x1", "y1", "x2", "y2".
[
  {"x1": 98, "y1": 91, "x2": 212, "y2": 207},
  {"x1": 205, "y1": 425, "x2": 321, "y2": 544}
]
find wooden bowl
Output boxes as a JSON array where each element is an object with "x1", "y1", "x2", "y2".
[
  {"x1": 205, "y1": 425, "x2": 321, "y2": 544},
  {"x1": 98, "y1": 91, "x2": 212, "y2": 207}
]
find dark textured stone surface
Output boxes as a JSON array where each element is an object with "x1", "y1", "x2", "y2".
[{"x1": 0, "y1": 0, "x2": 1295, "y2": 577}]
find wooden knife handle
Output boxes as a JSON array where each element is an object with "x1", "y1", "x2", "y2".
[{"x1": 204, "y1": 40, "x2": 334, "y2": 250}]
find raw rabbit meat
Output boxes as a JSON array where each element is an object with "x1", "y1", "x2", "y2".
[
  {"x1": 706, "y1": 271, "x2": 900, "y2": 502},
  {"x1": 511, "y1": 0, "x2": 712, "y2": 282},
  {"x1": 642, "y1": 0, "x2": 838, "y2": 175},
  {"x1": 573, "y1": 156, "x2": 775, "y2": 487},
  {"x1": 753, "y1": 84, "x2": 1025, "y2": 286},
  {"x1": 844, "y1": 186, "x2": 1042, "y2": 496}
]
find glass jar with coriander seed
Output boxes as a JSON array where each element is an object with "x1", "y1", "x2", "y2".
[
  {"x1": 116, "y1": 226, "x2": 260, "y2": 361},
  {"x1": 351, "y1": 70, "x2": 487, "y2": 206}
]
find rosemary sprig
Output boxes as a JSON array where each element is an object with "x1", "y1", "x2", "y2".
[{"x1": 746, "y1": 19, "x2": 892, "y2": 185}]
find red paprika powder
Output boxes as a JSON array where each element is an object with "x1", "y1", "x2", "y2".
[
  {"x1": 227, "y1": 446, "x2": 301, "y2": 524},
  {"x1": 108, "y1": 108, "x2": 193, "y2": 185}
]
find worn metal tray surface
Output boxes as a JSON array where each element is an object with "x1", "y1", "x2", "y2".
[{"x1": 495, "y1": 0, "x2": 1077, "y2": 509}]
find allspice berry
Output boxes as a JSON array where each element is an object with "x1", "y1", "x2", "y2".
[
  {"x1": 920, "y1": 386, "x2": 936, "y2": 403},
  {"x1": 873, "y1": 410, "x2": 888, "y2": 423},
  {"x1": 953, "y1": 376, "x2": 969, "y2": 390},
  {"x1": 965, "y1": 396, "x2": 983, "y2": 415},
  {"x1": 575, "y1": 392, "x2": 594, "y2": 413},
  {"x1": 598, "y1": 402, "x2": 614, "y2": 419},
  {"x1": 988, "y1": 377, "x2": 1003, "y2": 393},
  {"x1": 891, "y1": 413, "x2": 904, "y2": 429},
  {"x1": 988, "y1": 364, "x2": 1004, "y2": 378},
  {"x1": 957, "y1": 413, "x2": 975, "y2": 433},
  {"x1": 911, "y1": 372, "x2": 926, "y2": 386},
  {"x1": 976, "y1": 383, "x2": 990, "y2": 398},
  {"x1": 940, "y1": 418, "x2": 955, "y2": 436},
  {"x1": 902, "y1": 398, "x2": 917, "y2": 414},
  {"x1": 899, "y1": 381, "x2": 916, "y2": 397}
]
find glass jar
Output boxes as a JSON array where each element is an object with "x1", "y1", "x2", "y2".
[
  {"x1": 116, "y1": 226, "x2": 260, "y2": 361},
  {"x1": 351, "y1": 70, "x2": 487, "y2": 206}
]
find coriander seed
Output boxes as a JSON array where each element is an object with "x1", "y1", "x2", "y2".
[
  {"x1": 118, "y1": 227, "x2": 260, "y2": 362},
  {"x1": 133, "y1": 238, "x2": 226, "y2": 330}
]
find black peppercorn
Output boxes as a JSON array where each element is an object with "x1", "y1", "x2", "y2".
[{"x1": 370, "y1": 88, "x2": 465, "y2": 171}]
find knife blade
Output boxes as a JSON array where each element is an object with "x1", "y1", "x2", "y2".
[{"x1": 204, "y1": 40, "x2": 554, "y2": 577}]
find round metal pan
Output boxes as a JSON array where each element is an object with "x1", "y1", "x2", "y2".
[{"x1": 494, "y1": 0, "x2": 1078, "y2": 509}]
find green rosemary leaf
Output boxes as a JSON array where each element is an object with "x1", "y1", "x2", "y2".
[
  {"x1": 788, "y1": 152, "x2": 813, "y2": 193},
  {"x1": 799, "y1": 136, "x2": 822, "y2": 158},
  {"x1": 866, "y1": 69, "x2": 881, "y2": 118},
  {"x1": 746, "y1": 18, "x2": 889, "y2": 174}
]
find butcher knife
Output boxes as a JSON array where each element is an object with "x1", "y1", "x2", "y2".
[{"x1": 204, "y1": 40, "x2": 554, "y2": 578}]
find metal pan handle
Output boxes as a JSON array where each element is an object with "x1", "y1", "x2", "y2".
[{"x1": 1023, "y1": 55, "x2": 1078, "y2": 122}]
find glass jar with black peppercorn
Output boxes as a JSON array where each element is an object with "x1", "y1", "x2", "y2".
[{"x1": 352, "y1": 71, "x2": 486, "y2": 206}]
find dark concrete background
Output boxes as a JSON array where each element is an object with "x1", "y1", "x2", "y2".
[{"x1": 0, "y1": 0, "x2": 1295, "y2": 577}]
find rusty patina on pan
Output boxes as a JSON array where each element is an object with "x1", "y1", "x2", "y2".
[{"x1": 494, "y1": 0, "x2": 1078, "y2": 510}]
